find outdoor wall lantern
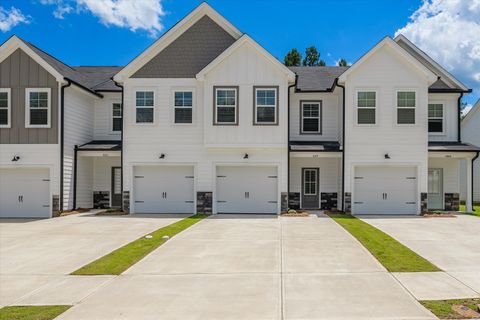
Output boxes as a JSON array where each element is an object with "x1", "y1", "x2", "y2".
[
  {"x1": 11, "y1": 155, "x2": 20, "y2": 162},
  {"x1": 243, "y1": 153, "x2": 249, "y2": 159},
  {"x1": 159, "y1": 153, "x2": 166, "y2": 159},
  {"x1": 384, "y1": 153, "x2": 391, "y2": 159}
]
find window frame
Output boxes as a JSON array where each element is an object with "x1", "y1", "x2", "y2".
[
  {"x1": 25, "y1": 88, "x2": 51, "y2": 128},
  {"x1": 428, "y1": 102, "x2": 445, "y2": 135},
  {"x1": 134, "y1": 89, "x2": 155, "y2": 125},
  {"x1": 303, "y1": 168, "x2": 318, "y2": 196},
  {"x1": 213, "y1": 86, "x2": 239, "y2": 125},
  {"x1": 110, "y1": 101, "x2": 122, "y2": 134},
  {"x1": 0, "y1": 88, "x2": 11, "y2": 128},
  {"x1": 172, "y1": 88, "x2": 195, "y2": 125},
  {"x1": 300, "y1": 100, "x2": 322, "y2": 134},
  {"x1": 253, "y1": 86, "x2": 279, "y2": 125},
  {"x1": 395, "y1": 89, "x2": 417, "y2": 125},
  {"x1": 355, "y1": 89, "x2": 377, "y2": 126}
]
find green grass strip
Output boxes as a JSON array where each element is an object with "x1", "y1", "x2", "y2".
[
  {"x1": 72, "y1": 214, "x2": 209, "y2": 275},
  {"x1": 0, "y1": 305, "x2": 71, "y2": 320},
  {"x1": 459, "y1": 204, "x2": 480, "y2": 217},
  {"x1": 420, "y1": 298, "x2": 480, "y2": 319},
  {"x1": 328, "y1": 213, "x2": 441, "y2": 272}
]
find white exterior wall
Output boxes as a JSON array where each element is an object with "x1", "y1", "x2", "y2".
[
  {"x1": 76, "y1": 156, "x2": 93, "y2": 208},
  {"x1": 94, "y1": 92, "x2": 122, "y2": 141},
  {"x1": 93, "y1": 156, "x2": 121, "y2": 191},
  {"x1": 428, "y1": 93, "x2": 459, "y2": 142},
  {"x1": 460, "y1": 107, "x2": 480, "y2": 201},
  {"x1": 290, "y1": 155, "x2": 341, "y2": 194},
  {"x1": 429, "y1": 157, "x2": 460, "y2": 193},
  {"x1": 63, "y1": 86, "x2": 95, "y2": 209},
  {"x1": 343, "y1": 45, "x2": 431, "y2": 213},
  {"x1": 289, "y1": 90, "x2": 342, "y2": 142}
]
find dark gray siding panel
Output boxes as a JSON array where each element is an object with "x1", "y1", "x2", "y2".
[
  {"x1": 0, "y1": 49, "x2": 59, "y2": 144},
  {"x1": 132, "y1": 16, "x2": 236, "y2": 78}
]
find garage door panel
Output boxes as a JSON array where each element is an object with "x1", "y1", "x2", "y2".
[
  {"x1": 0, "y1": 168, "x2": 50, "y2": 218},
  {"x1": 133, "y1": 166, "x2": 194, "y2": 214},
  {"x1": 216, "y1": 166, "x2": 278, "y2": 214}
]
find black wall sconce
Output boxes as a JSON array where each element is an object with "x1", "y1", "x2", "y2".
[
  {"x1": 384, "y1": 153, "x2": 391, "y2": 159},
  {"x1": 159, "y1": 153, "x2": 165, "y2": 159},
  {"x1": 11, "y1": 155, "x2": 20, "y2": 162},
  {"x1": 243, "y1": 153, "x2": 249, "y2": 159}
]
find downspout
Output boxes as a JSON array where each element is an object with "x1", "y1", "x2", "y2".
[
  {"x1": 457, "y1": 92, "x2": 463, "y2": 142},
  {"x1": 72, "y1": 145, "x2": 78, "y2": 209},
  {"x1": 336, "y1": 80, "x2": 346, "y2": 212},
  {"x1": 113, "y1": 78, "x2": 124, "y2": 210},
  {"x1": 287, "y1": 75, "x2": 298, "y2": 211},
  {"x1": 472, "y1": 152, "x2": 479, "y2": 211},
  {"x1": 60, "y1": 79, "x2": 72, "y2": 212}
]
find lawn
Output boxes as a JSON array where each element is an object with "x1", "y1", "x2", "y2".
[
  {"x1": 420, "y1": 298, "x2": 480, "y2": 319},
  {"x1": 0, "y1": 305, "x2": 71, "y2": 320},
  {"x1": 459, "y1": 204, "x2": 480, "y2": 217},
  {"x1": 72, "y1": 214, "x2": 209, "y2": 275},
  {"x1": 327, "y1": 213, "x2": 441, "y2": 272}
]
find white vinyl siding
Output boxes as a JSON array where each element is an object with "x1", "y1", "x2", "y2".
[
  {"x1": 301, "y1": 101, "x2": 321, "y2": 133},
  {"x1": 397, "y1": 91, "x2": 416, "y2": 124},
  {"x1": 356, "y1": 91, "x2": 376, "y2": 125},
  {"x1": 174, "y1": 91, "x2": 193, "y2": 124},
  {"x1": 254, "y1": 87, "x2": 277, "y2": 125},
  {"x1": 0, "y1": 88, "x2": 11, "y2": 128},
  {"x1": 135, "y1": 91, "x2": 154, "y2": 124},
  {"x1": 25, "y1": 88, "x2": 51, "y2": 128},
  {"x1": 214, "y1": 87, "x2": 237, "y2": 125},
  {"x1": 428, "y1": 103, "x2": 444, "y2": 133}
]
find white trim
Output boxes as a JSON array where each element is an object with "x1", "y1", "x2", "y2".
[
  {"x1": 354, "y1": 89, "x2": 378, "y2": 126},
  {"x1": 110, "y1": 101, "x2": 122, "y2": 134},
  {"x1": 171, "y1": 87, "x2": 195, "y2": 125},
  {"x1": 196, "y1": 35, "x2": 296, "y2": 82},
  {"x1": 338, "y1": 37, "x2": 437, "y2": 84},
  {"x1": 114, "y1": 3, "x2": 243, "y2": 82},
  {"x1": 254, "y1": 87, "x2": 277, "y2": 125},
  {"x1": 428, "y1": 101, "x2": 445, "y2": 135},
  {"x1": 214, "y1": 87, "x2": 237, "y2": 125},
  {"x1": 25, "y1": 88, "x2": 51, "y2": 128},
  {"x1": 134, "y1": 89, "x2": 155, "y2": 125},
  {"x1": 394, "y1": 89, "x2": 417, "y2": 126},
  {"x1": 300, "y1": 101, "x2": 321, "y2": 134},
  {"x1": 0, "y1": 88, "x2": 11, "y2": 128}
]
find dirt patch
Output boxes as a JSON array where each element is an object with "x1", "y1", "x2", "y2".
[
  {"x1": 58, "y1": 208, "x2": 91, "y2": 217},
  {"x1": 281, "y1": 211, "x2": 310, "y2": 217},
  {"x1": 422, "y1": 212, "x2": 456, "y2": 218},
  {"x1": 95, "y1": 209, "x2": 128, "y2": 216}
]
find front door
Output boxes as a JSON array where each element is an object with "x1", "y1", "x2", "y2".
[
  {"x1": 428, "y1": 168, "x2": 443, "y2": 210},
  {"x1": 111, "y1": 167, "x2": 122, "y2": 208},
  {"x1": 302, "y1": 168, "x2": 319, "y2": 209}
]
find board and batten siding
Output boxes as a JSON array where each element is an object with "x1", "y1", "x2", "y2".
[
  {"x1": 63, "y1": 86, "x2": 95, "y2": 209},
  {"x1": 0, "y1": 48, "x2": 59, "y2": 144},
  {"x1": 94, "y1": 92, "x2": 122, "y2": 141}
]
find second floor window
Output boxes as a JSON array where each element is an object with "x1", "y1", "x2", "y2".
[
  {"x1": 301, "y1": 101, "x2": 322, "y2": 134},
  {"x1": 26, "y1": 88, "x2": 50, "y2": 128},
  {"x1": 428, "y1": 103, "x2": 444, "y2": 133},
  {"x1": 214, "y1": 87, "x2": 237, "y2": 125},
  {"x1": 0, "y1": 88, "x2": 10, "y2": 128},
  {"x1": 136, "y1": 91, "x2": 154, "y2": 124},
  {"x1": 112, "y1": 103, "x2": 122, "y2": 132},
  {"x1": 357, "y1": 91, "x2": 376, "y2": 125},
  {"x1": 174, "y1": 91, "x2": 193, "y2": 124},
  {"x1": 254, "y1": 87, "x2": 277, "y2": 125},
  {"x1": 397, "y1": 91, "x2": 416, "y2": 124}
]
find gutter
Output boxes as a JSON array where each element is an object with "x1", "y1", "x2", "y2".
[
  {"x1": 472, "y1": 152, "x2": 479, "y2": 211},
  {"x1": 60, "y1": 79, "x2": 72, "y2": 212},
  {"x1": 112, "y1": 78, "x2": 124, "y2": 211},
  {"x1": 335, "y1": 79, "x2": 346, "y2": 212},
  {"x1": 72, "y1": 145, "x2": 78, "y2": 209},
  {"x1": 287, "y1": 75, "x2": 298, "y2": 211},
  {"x1": 64, "y1": 77, "x2": 103, "y2": 98},
  {"x1": 457, "y1": 92, "x2": 464, "y2": 142}
]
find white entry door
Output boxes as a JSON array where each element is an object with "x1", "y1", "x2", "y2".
[
  {"x1": 216, "y1": 166, "x2": 278, "y2": 214},
  {"x1": 353, "y1": 166, "x2": 417, "y2": 215},
  {"x1": 428, "y1": 168, "x2": 443, "y2": 210},
  {"x1": 133, "y1": 166, "x2": 194, "y2": 214},
  {"x1": 0, "y1": 168, "x2": 50, "y2": 218}
]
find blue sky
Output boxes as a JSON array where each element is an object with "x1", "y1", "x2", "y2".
[{"x1": 1, "y1": 0, "x2": 479, "y2": 106}]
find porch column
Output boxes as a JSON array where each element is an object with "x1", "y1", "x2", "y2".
[{"x1": 466, "y1": 158, "x2": 473, "y2": 212}]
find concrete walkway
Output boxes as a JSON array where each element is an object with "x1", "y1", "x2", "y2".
[
  {"x1": 51, "y1": 213, "x2": 435, "y2": 320},
  {"x1": 362, "y1": 214, "x2": 480, "y2": 301}
]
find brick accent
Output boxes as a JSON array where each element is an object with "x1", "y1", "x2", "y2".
[
  {"x1": 288, "y1": 192, "x2": 300, "y2": 210},
  {"x1": 444, "y1": 193, "x2": 459, "y2": 211},
  {"x1": 321, "y1": 192, "x2": 338, "y2": 210},
  {"x1": 93, "y1": 191, "x2": 109, "y2": 209},
  {"x1": 421, "y1": 192, "x2": 428, "y2": 213},
  {"x1": 281, "y1": 192, "x2": 288, "y2": 212},
  {"x1": 122, "y1": 191, "x2": 130, "y2": 213},
  {"x1": 344, "y1": 192, "x2": 351, "y2": 213},
  {"x1": 52, "y1": 195, "x2": 60, "y2": 217},
  {"x1": 196, "y1": 191, "x2": 212, "y2": 214}
]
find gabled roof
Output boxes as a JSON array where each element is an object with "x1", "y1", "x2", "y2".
[
  {"x1": 289, "y1": 66, "x2": 348, "y2": 92},
  {"x1": 338, "y1": 36, "x2": 437, "y2": 84},
  {"x1": 395, "y1": 34, "x2": 470, "y2": 92},
  {"x1": 114, "y1": 2, "x2": 243, "y2": 82},
  {"x1": 196, "y1": 34, "x2": 296, "y2": 82},
  {"x1": 73, "y1": 66, "x2": 123, "y2": 92},
  {"x1": 462, "y1": 99, "x2": 480, "y2": 127}
]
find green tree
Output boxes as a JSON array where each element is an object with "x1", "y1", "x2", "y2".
[
  {"x1": 284, "y1": 48, "x2": 302, "y2": 66},
  {"x1": 338, "y1": 58, "x2": 348, "y2": 67},
  {"x1": 302, "y1": 46, "x2": 326, "y2": 66}
]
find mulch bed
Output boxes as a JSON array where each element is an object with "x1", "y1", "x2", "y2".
[
  {"x1": 281, "y1": 211, "x2": 310, "y2": 217},
  {"x1": 422, "y1": 212, "x2": 456, "y2": 218},
  {"x1": 58, "y1": 208, "x2": 91, "y2": 217},
  {"x1": 95, "y1": 210, "x2": 128, "y2": 216}
]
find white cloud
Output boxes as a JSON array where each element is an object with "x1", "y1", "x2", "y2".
[
  {"x1": 462, "y1": 103, "x2": 473, "y2": 116},
  {"x1": 0, "y1": 6, "x2": 30, "y2": 32},
  {"x1": 41, "y1": 0, "x2": 165, "y2": 36},
  {"x1": 395, "y1": 0, "x2": 480, "y2": 95}
]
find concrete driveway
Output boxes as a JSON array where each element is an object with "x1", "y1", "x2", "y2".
[
  {"x1": 55, "y1": 214, "x2": 435, "y2": 320},
  {"x1": 0, "y1": 213, "x2": 186, "y2": 306},
  {"x1": 362, "y1": 214, "x2": 480, "y2": 295}
]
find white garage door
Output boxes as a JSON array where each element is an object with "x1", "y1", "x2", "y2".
[
  {"x1": 133, "y1": 166, "x2": 194, "y2": 214},
  {"x1": 216, "y1": 166, "x2": 278, "y2": 214},
  {"x1": 353, "y1": 166, "x2": 417, "y2": 215},
  {"x1": 0, "y1": 168, "x2": 50, "y2": 218}
]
